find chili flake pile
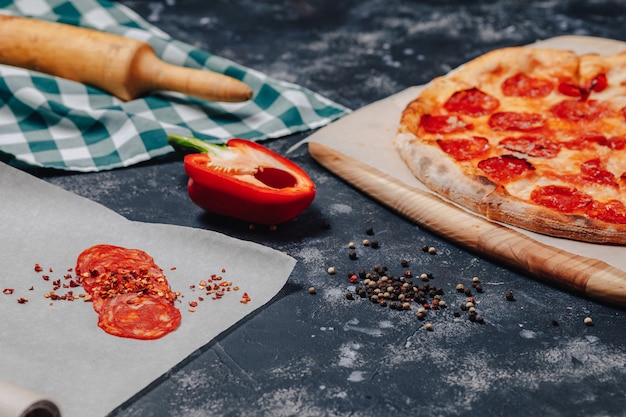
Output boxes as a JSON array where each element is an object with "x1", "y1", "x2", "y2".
[
  {"x1": 3, "y1": 261, "x2": 252, "y2": 316},
  {"x1": 186, "y1": 269, "x2": 250, "y2": 312}
]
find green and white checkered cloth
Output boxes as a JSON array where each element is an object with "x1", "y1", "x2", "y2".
[{"x1": 0, "y1": 0, "x2": 350, "y2": 171}]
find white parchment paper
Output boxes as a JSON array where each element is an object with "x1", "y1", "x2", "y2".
[
  {"x1": 298, "y1": 36, "x2": 626, "y2": 272},
  {"x1": 0, "y1": 163, "x2": 296, "y2": 417}
]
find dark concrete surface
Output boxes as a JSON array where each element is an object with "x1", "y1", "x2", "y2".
[{"x1": 38, "y1": 1, "x2": 626, "y2": 416}]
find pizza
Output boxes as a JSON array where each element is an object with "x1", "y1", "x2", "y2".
[
  {"x1": 75, "y1": 244, "x2": 181, "y2": 340},
  {"x1": 395, "y1": 46, "x2": 626, "y2": 244}
]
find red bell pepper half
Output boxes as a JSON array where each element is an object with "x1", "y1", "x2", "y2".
[{"x1": 167, "y1": 134, "x2": 316, "y2": 225}]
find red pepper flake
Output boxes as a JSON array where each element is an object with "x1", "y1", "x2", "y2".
[
  {"x1": 2, "y1": 288, "x2": 14, "y2": 295},
  {"x1": 240, "y1": 292, "x2": 251, "y2": 304},
  {"x1": 42, "y1": 275, "x2": 50, "y2": 281},
  {"x1": 189, "y1": 301, "x2": 198, "y2": 308},
  {"x1": 34, "y1": 264, "x2": 43, "y2": 272},
  {"x1": 17, "y1": 297, "x2": 28, "y2": 304}
]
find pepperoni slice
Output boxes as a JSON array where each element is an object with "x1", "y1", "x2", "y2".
[
  {"x1": 443, "y1": 88, "x2": 500, "y2": 117},
  {"x1": 558, "y1": 81, "x2": 586, "y2": 98},
  {"x1": 550, "y1": 99, "x2": 609, "y2": 122},
  {"x1": 558, "y1": 74, "x2": 608, "y2": 101},
  {"x1": 76, "y1": 244, "x2": 181, "y2": 340},
  {"x1": 563, "y1": 134, "x2": 607, "y2": 150},
  {"x1": 530, "y1": 185, "x2": 593, "y2": 213},
  {"x1": 501, "y1": 73, "x2": 554, "y2": 98},
  {"x1": 499, "y1": 136, "x2": 560, "y2": 158},
  {"x1": 420, "y1": 114, "x2": 473, "y2": 134},
  {"x1": 608, "y1": 136, "x2": 626, "y2": 150},
  {"x1": 588, "y1": 200, "x2": 626, "y2": 224},
  {"x1": 477, "y1": 155, "x2": 534, "y2": 183},
  {"x1": 589, "y1": 73, "x2": 608, "y2": 93},
  {"x1": 580, "y1": 158, "x2": 617, "y2": 187},
  {"x1": 488, "y1": 112, "x2": 546, "y2": 132},
  {"x1": 97, "y1": 293, "x2": 182, "y2": 340},
  {"x1": 437, "y1": 136, "x2": 490, "y2": 161},
  {"x1": 76, "y1": 244, "x2": 172, "y2": 302}
]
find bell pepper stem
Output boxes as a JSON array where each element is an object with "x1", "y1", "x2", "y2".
[{"x1": 167, "y1": 134, "x2": 226, "y2": 155}]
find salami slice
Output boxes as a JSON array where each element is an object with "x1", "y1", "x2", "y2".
[
  {"x1": 499, "y1": 136, "x2": 560, "y2": 158},
  {"x1": 588, "y1": 200, "x2": 626, "y2": 224},
  {"x1": 530, "y1": 185, "x2": 593, "y2": 213},
  {"x1": 488, "y1": 112, "x2": 546, "y2": 132},
  {"x1": 443, "y1": 88, "x2": 500, "y2": 117},
  {"x1": 478, "y1": 155, "x2": 534, "y2": 183},
  {"x1": 76, "y1": 244, "x2": 181, "y2": 339},
  {"x1": 97, "y1": 293, "x2": 182, "y2": 340},
  {"x1": 501, "y1": 73, "x2": 554, "y2": 98},
  {"x1": 437, "y1": 136, "x2": 490, "y2": 161},
  {"x1": 420, "y1": 114, "x2": 473, "y2": 134},
  {"x1": 550, "y1": 99, "x2": 609, "y2": 122}
]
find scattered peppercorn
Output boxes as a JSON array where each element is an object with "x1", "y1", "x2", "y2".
[
  {"x1": 327, "y1": 267, "x2": 336, "y2": 275},
  {"x1": 584, "y1": 317, "x2": 593, "y2": 326},
  {"x1": 370, "y1": 240, "x2": 379, "y2": 249},
  {"x1": 365, "y1": 227, "x2": 374, "y2": 235},
  {"x1": 348, "y1": 251, "x2": 358, "y2": 260},
  {"x1": 505, "y1": 290, "x2": 515, "y2": 301},
  {"x1": 308, "y1": 287, "x2": 316, "y2": 295}
]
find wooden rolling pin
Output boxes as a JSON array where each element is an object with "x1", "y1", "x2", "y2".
[
  {"x1": 309, "y1": 141, "x2": 626, "y2": 307},
  {"x1": 0, "y1": 15, "x2": 253, "y2": 102}
]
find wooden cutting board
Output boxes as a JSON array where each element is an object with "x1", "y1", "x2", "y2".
[{"x1": 305, "y1": 36, "x2": 626, "y2": 307}]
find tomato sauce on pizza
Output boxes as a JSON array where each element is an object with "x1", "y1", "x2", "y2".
[
  {"x1": 76, "y1": 244, "x2": 181, "y2": 340},
  {"x1": 395, "y1": 47, "x2": 626, "y2": 244}
]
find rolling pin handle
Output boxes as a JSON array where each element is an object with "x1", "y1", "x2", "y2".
[{"x1": 133, "y1": 48, "x2": 253, "y2": 102}]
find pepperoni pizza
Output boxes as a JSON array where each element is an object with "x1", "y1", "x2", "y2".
[
  {"x1": 395, "y1": 47, "x2": 626, "y2": 244},
  {"x1": 76, "y1": 244, "x2": 181, "y2": 340}
]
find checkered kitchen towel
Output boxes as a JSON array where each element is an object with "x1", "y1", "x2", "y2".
[{"x1": 0, "y1": 0, "x2": 350, "y2": 171}]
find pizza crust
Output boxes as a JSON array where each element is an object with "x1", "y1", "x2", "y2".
[{"x1": 395, "y1": 46, "x2": 626, "y2": 245}]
